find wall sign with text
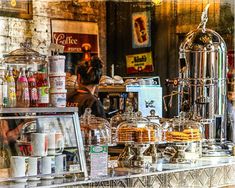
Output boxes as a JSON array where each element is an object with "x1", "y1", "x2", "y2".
[
  {"x1": 126, "y1": 52, "x2": 154, "y2": 74},
  {"x1": 51, "y1": 20, "x2": 99, "y2": 53}
]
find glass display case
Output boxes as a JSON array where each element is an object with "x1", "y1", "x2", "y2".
[{"x1": 0, "y1": 107, "x2": 88, "y2": 183}]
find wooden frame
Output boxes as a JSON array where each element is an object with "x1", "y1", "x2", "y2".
[{"x1": 0, "y1": 0, "x2": 32, "y2": 19}]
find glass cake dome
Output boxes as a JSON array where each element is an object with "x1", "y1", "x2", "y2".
[
  {"x1": 165, "y1": 114, "x2": 202, "y2": 143},
  {"x1": 80, "y1": 108, "x2": 112, "y2": 146},
  {"x1": 116, "y1": 111, "x2": 161, "y2": 144}
]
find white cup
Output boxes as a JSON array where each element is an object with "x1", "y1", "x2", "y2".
[
  {"x1": 31, "y1": 133, "x2": 48, "y2": 157},
  {"x1": 41, "y1": 156, "x2": 55, "y2": 179},
  {"x1": 28, "y1": 157, "x2": 41, "y2": 181},
  {"x1": 48, "y1": 132, "x2": 64, "y2": 156},
  {"x1": 10, "y1": 156, "x2": 28, "y2": 183},
  {"x1": 55, "y1": 154, "x2": 67, "y2": 177}
]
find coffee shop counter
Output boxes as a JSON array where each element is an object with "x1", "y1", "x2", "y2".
[{"x1": 0, "y1": 156, "x2": 234, "y2": 188}]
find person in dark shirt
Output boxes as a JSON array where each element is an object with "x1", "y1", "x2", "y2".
[{"x1": 67, "y1": 56, "x2": 105, "y2": 118}]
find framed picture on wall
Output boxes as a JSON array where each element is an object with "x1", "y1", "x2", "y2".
[
  {"x1": 132, "y1": 11, "x2": 151, "y2": 48},
  {"x1": 0, "y1": 0, "x2": 32, "y2": 19}
]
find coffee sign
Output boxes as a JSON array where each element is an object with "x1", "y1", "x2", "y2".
[
  {"x1": 53, "y1": 32, "x2": 98, "y2": 53},
  {"x1": 126, "y1": 52, "x2": 154, "y2": 74}
]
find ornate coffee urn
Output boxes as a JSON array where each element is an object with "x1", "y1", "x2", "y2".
[{"x1": 177, "y1": 5, "x2": 228, "y2": 147}]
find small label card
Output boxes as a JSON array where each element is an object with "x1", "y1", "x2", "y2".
[{"x1": 90, "y1": 145, "x2": 108, "y2": 178}]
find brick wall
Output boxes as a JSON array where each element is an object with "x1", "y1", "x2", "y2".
[{"x1": 0, "y1": 0, "x2": 107, "y2": 72}]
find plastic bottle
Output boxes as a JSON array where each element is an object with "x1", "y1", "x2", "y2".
[
  {"x1": 16, "y1": 67, "x2": 30, "y2": 107},
  {"x1": 27, "y1": 68, "x2": 38, "y2": 107},
  {"x1": 37, "y1": 71, "x2": 49, "y2": 107},
  {"x1": 6, "y1": 67, "x2": 16, "y2": 107}
]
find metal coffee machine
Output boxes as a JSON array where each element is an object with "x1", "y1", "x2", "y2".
[{"x1": 167, "y1": 5, "x2": 231, "y2": 156}]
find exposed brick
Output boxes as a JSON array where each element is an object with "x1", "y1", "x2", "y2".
[{"x1": 0, "y1": 0, "x2": 107, "y2": 70}]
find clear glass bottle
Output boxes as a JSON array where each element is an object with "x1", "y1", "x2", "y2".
[
  {"x1": 27, "y1": 68, "x2": 38, "y2": 107},
  {"x1": 16, "y1": 67, "x2": 30, "y2": 107},
  {"x1": 6, "y1": 67, "x2": 16, "y2": 107}
]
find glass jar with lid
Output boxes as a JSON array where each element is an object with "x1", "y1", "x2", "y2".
[
  {"x1": 2, "y1": 39, "x2": 46, "y2": 71},
  {"x1": 80, "y1": 108, "x2": 112, "y2": 146}
]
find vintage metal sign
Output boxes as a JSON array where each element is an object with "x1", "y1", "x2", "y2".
[{"x1": 126, "y1": 52, "x2": 154, "y2": 74}]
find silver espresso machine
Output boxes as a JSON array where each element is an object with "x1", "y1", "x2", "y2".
[{"x1": 167, "y1": 4, "x2": 232, "y2": 156}]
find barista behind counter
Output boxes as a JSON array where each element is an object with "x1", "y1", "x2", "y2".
[{"x1": 67, "y1": 56, "x2": 106, "y2": 118}]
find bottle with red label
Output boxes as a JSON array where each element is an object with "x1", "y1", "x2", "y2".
[
  {"x1": 27, "y1": 68, "x2": 38, "y2": 107},
  {"x1": 37, "y1": 70, "x2": 49, "y2": 107},
  {"x1": 16, "y1": 67, "x2": 30, "y2": 107}
]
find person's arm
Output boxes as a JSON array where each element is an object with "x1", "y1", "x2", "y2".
[
  {"x1": 6, "y1": 122, "x2": 24, "y2": 142},
  {"x1": 0, "y1": 120, "x2": 10, "y2": 144}
]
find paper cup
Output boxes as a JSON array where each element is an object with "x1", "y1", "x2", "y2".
[
  {"x1": 48, "y1": 55, "x2": 65, "y2": 73},
  {"x1": 49, "y1": 72, "x2": 66, "y2": 90},
  {"x1": 50, "y1": 89, "x2": 67, "y2": 107}
]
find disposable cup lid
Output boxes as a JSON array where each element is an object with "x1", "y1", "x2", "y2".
[
  {"x1": 48, "y1": 55, "x2": 66, "y2": 60},
  {"x1": 49, "y1": 72, "x2": 66, "y2": 77},
  {"x1": 50, "y1": 89, "x2": 67, "y2": 94}
]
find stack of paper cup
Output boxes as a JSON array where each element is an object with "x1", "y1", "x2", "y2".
[{"x1": 48, "y1": 55, "x2": 67, "y2": 107}]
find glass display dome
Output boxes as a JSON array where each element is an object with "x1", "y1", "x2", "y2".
[
  {"x1": 80, "y1": 108, "x2": 112, "y2": 146},
  {"x1": 165, "y1": 114, "x2": 202, "y2": 143},
  {"x1": 116, "y1": 111, "x2": 161, "y2": 144}
]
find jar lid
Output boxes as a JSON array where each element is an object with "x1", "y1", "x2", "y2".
[{"x1": 3, "y1": 39, "x2": 46, "y2": 65}]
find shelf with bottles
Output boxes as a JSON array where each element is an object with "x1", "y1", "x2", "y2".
[
  {"x1": 0, "y1": 107, "x2": 88, "y2": 183},
  {"x1": 0, "y1": 40, "x2": 67, "y2": 109},
  {"x1": 0, "y1": 66, "x2": 51, "y2": 108}
]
